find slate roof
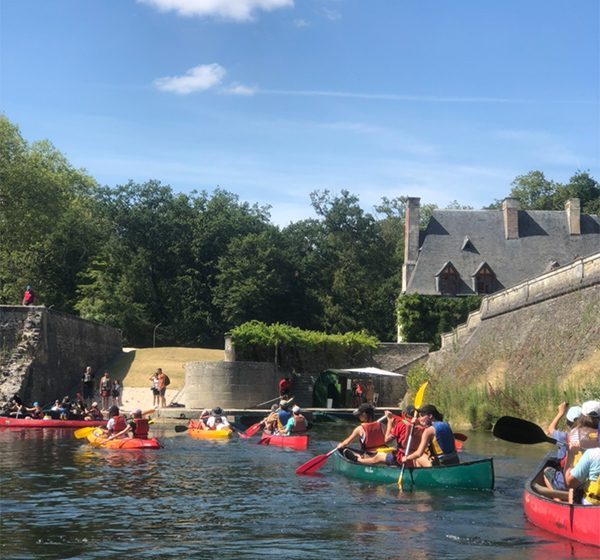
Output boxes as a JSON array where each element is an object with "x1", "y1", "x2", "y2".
[{"x1": 406, "y1": 209, "x2": 600, "y2": 295}]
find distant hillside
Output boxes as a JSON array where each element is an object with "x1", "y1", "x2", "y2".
[
  {"x1": 426, "y1": 284, "x2": 600, "y2": 428},
  {"x1": 104, "y1": 347, "x2": 224, "y2": 390}
]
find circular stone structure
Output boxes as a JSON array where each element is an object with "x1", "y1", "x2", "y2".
[{"x1": 183, "y1": 361, "x2": 279, "y2": 409}]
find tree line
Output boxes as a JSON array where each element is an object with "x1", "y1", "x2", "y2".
[{"x1": 1, "y1": 115, "x2": 598, "y2": 347}]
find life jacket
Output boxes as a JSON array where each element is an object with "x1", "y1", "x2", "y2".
[
  {"x1": 291, "y1": 415, "x2": 307, "y2": 434},
  {"x1": 277, "y1": 410, "x2": 292, "y2": 431},
  {"x1": 566, "y1": 427, "x2": 599, "y2": 470},
  {"x1": 133, "y1": 418, "x2": 149, "y2": 439},
  {"x1": 428, "y1": 421, "x2": 459, "y2": 465},
  {"x1": 110, "y1": 415, "x2": 127, "y2": 434},
  {"x1": 360, "y1": 421, "x2": 386, "y2": 451},
  {"x1": 31, "y1": 408, "x2": 43, "y2": 419},
  {"x1": 23, "y1": 290, "x2": 34, "y2": 304}
]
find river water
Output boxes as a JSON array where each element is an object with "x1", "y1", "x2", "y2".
[{"x1": 1, "y1": 422, "x2": 598, "y2": 560}]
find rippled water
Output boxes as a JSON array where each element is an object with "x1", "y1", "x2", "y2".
[{"x1": 1, "y1": 423, "x2": 598, "y2": 559}]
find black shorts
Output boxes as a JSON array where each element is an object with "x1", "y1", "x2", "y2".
[{"x1": 151, "y1": 388, "x2": 159, "y2": 395}]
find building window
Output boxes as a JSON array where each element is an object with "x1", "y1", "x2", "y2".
[
  {"x1": 473, "y1": 264, "x2": 495, "y2": 294},
  {"x1": 437, "y1": 264, "x2": 459, "y2": 295}
]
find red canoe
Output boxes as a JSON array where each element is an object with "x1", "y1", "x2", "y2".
[
  {"x1": 259, "y1": 433, "x2": 309, "y2": 450},
  {"x1": 0, "y1": 417, "x2": 107, "y2": 429},
  {"x1": 524, "y1": 454, "x2": 600, "y2": 547}
]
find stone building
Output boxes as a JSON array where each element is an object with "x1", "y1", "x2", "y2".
[{"x1": 402, "y1": 197, "x2": 600, "y2": 296}]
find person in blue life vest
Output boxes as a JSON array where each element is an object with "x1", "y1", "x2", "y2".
[
  {"x1": 335, "y1": 403, "x2": 387, "y2": 461},
  {"x1": 402, "y1": 404, "x2": 459, "y2": 467},
  {"x1": 275, "y1": 399, "x2": 293, "y2": 433},
  {"x1": 282, "y1": 405, "x2": 308, "y2": 435}
]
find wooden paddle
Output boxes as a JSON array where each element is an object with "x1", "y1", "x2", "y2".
[
  {"x1": 493, "y1": 415, "x2": 557, "y2": 445},
  {"x1": 398, "y1": 381, "x2": 428, "y2": 490}
]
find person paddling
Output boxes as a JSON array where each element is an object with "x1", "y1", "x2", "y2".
[
  {"x1": 104, "y1": 405, "x2": 128, "y2": 440},
  {"x1": 110, "y1": 409, "x2": 150, "y2": 440},
  {"x1": 282, "y1": 405, "x2": 308, "y2": 435},
  {"x1": 335, "y1": 403, "x2": 386, "y2": 461},
  {"x1": 402, "y1": 404, "x2": 459, "y2": 467}
]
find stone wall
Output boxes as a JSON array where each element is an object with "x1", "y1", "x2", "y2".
[
  {"x1": 0, "y1": 306, "x2": 122, "y2": 406},
  {"x1": 440, "y1": 253, "x2": 600, "y2": 350}
]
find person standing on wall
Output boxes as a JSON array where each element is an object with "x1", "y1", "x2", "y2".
[
  {"x1": 99, "y1": 371, "x2": 111, "y2": 411},
  {"x1": 22, "y1": 285, "x2": 35, "y2": 305},
  {"x1": 81, "y1": 366, "x2": 95, "y2": 406},
  {"x1": 156, "y1": 368, "x2": 170, "y2": 409},
  {"x1": 279, "y1": 376, "x2": 292, "y2": 399}
]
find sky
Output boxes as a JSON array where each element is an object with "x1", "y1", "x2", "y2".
[{"x1": 1, "y1": 0, "x2": 599, "y2": 226}]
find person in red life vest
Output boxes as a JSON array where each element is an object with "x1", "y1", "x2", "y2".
[
  {"x1": 22, "y1": 285, "x2": 35, "y2": 306},
  {"x1": 121, "y1": 409, "x2": 150, "y2": 439},
  {"x1": 282, "y1": 405, "x2": 308, "y2": 435},
  {"x1": 402, "y1": 404, "x2": 459, "y2": 467},
  {"x1": 279, "y1": 376, "x2": 292, "y2": 399},
  {"x1": 335, "y1": 403, "x2": 386, "y2": 461},
  {"x1": 355, "y1": 405, "x2": 424, "y2": 467},
  {"x1": 104, "y1": 405, "x2": 127, "y2": 439}
]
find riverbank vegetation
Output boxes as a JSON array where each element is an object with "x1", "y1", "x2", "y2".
[{"x1": 2, "y1": 115, "x2": 599, "y2": 349}]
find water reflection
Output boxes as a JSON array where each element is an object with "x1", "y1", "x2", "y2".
[{"x1": 1, "y1": 425, "x2": 598, "y2": 559}]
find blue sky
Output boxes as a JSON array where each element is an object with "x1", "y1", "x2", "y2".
[{"x1": 1, "y1": 0, "x2": 598, "y2": 225}]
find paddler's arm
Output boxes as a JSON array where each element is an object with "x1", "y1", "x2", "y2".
[
  {"x1": 403, "y1": 426, "x2": 434, "y2": 462},
  {"x1": 107, "y1": 424, "x2": 132, "y2": 441},
  {"x1": 336, "y1": 425, "x2": 362, "y2": 449},
  {"x1": 546, "y1": 402, "x2": 568, "y2": 436}
]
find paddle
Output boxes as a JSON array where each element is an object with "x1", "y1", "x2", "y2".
[
  {"x1": 239, "y1": 422, "x2": 264, "y2": 439},
  {"x1": 493, "y1": 415, "x2": 557, "y2": 445},
  {"x1": 398, "y1": 381, "x2": 428, "y2": 490},
  {"x1": 257, "y1": 434, "x2": 271, "y2": 445},
  {"x1": 295, "y1": 447, "x2": 337, "y2": 475},
  {"x1": 74, "y1": 426, "x2": 97, "y2": 439}
]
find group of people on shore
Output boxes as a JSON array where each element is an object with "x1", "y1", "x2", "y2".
[
  {"x1": 149, "y1": 368, "x2": 170, "y2": 408},
  {"x1": 544, "y1": 399, "x2": 600, "y2": 506},
  {"x1": 81, "y1": 366, "x2": 121, "y2": 410},
  {"x1": 336, "y1": 402, "x2": 458, "y2": 468}
]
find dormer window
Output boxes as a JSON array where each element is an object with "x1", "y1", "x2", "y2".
[
  {"x1": 435, "y1": 262, "x2": 459, "y2": 295},
  {"x1": 472, "y1": 262, "x2": 496, "y2": 294},
  {"x1": 461, "y1": 235, "x2": 477, "y2": 253}
]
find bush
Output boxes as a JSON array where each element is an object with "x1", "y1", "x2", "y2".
[{"x1": 229, "y1": 321, "x2": 379, "y2": 371}]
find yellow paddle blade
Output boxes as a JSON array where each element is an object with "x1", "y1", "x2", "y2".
[
  {"x1": 73, "y1": 426, "x2": 97, "y2": 439},
  {"x1": 413, "y1": 381, "x2": 429, "y2": 410}
]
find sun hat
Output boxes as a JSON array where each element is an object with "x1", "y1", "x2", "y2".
[
  {"x1": 292, "y1": 405, "x2": 301, "y2": 414},
  {"x1": 581, "y1": 400, "x2": 600, "y2": 417},
  {"x1": 212, "y1": 406, "x2": 223, "y2": 416},
  {"x1": 565, "y1": 406, "x2": 582, "y2": 423}
]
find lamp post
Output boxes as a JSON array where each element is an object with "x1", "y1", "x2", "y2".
[{"x1": 153, "y1": 322, "x2": 162, "y2": 348}]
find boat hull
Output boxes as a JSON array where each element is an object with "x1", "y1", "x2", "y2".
[
  {"x1": 86, "y1": 429, "x2": 161, "y2": 449},
  {"x1": 332, "y1": 449, "x2": 494, "y2": 490},
  {"x1": 523, "y1": 455, "x2": 600, "y2": 547},
  {"x1": 187, "y1": 422, "x2": 232, "y2": 439},
  {"x1": 260, "y1": 434, "x2": 309, "y2": 450},
  {"x1": 0, "y1": 418, "x2": 106, "y2": 429}
]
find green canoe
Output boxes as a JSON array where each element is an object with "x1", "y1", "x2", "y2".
[{"x1": 332, "y1": 449, "x2": 494, "y2": 490}]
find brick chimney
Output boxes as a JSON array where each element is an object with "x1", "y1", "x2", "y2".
[
  {"x1": 502, "y1": 197, "x2": 519, "y2": 240},
  {"x1": 402, "y1": 197, "x2": 420, "y2": 292},
  {"x1": 565, "y1": 198, "x2": 581, "y2": 235}
]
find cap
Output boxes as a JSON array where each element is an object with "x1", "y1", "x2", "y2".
[
  {"x1": 212, "y1": 406, "x2": 223, "y2": 416},
  {"x1": 279, "y1": 400, "x2": 290, "y2": 408},
  {"x1": 404, "y1": 405, "x2": 415, "y2": 417},
  {"x1": 33, "y1": 402, "x2": 39, "y2": 406},
  {"x1": 581, "y1": 400, "x2": 600, "y2": 417},
  {"x1": 565, "y1": 406, "x2": 582, "y2": 423},
  {"x1": 292, "y1": 405, "x2": 301, "y2": 414},
  {"x1": 353, "y1": 403, "x2": 375, "y2": 416},
  {"x1": 92, "y1": 402, "x2": 98, "y2": 407}
]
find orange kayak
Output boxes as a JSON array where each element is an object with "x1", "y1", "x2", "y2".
[{"x1": 86, "y1": 429, "x2": 161, "y2": 449}]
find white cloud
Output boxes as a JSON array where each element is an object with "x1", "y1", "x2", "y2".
[
  {"x1": 224, "y1": 83, "x2": 257, "y2": 95},
  {"x1": 138, "y1": 0, "x2": 293, "y2": 22},
  {"x1": 154, "y1": 63, "x2": 226, "y2": 94},
  {"x1": 293, "y1": 18, "x2": 309, "y2": 28}
]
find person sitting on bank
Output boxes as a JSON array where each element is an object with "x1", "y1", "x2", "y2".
[
  {"x1": 203, "y1": 407, "x2": 230, "y2": 431},
  {"x1": 104, "y1": 405, "x2": 127, "y2": 439},
  {"x1": 335, "y1": 403, "x2": 387, "y2": 461},
  {"x1": 401, "y1": 404, "x2": 459, "y2": 467},
  {"x1": 282, "y1": 405, "x2": 308, "y2": 435}
]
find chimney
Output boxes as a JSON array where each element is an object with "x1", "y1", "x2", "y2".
[
  {"x1": 402, "y1": 197, "x2": 420, "y2": 292},
  {"x1": 565, "y1": 198, "x2": 581, "y2": 235},
  {"x1": 502, "y1": 197, "x2": 519, "y2": 240}
]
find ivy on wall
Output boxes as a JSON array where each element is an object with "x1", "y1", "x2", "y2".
[
  {"x1": 229, "y1": 321, "x2": 379, "y2": 372},
  {"x1": 396, "y1": 294, "x2": 482, "y2": 349}
]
